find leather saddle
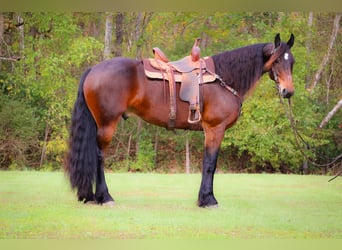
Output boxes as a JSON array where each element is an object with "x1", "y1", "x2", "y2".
[{"x1": 143, "y1": 38, "x2": 216, "y2": 127}]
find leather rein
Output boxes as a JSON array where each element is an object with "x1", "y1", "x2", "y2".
[{"x1": 280, "y1": 97, "x2": 342, "y2": 181}]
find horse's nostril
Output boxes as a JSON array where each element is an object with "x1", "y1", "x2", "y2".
[{"x1": 282, "y1": 88, "x2": 293, "y2": 98}]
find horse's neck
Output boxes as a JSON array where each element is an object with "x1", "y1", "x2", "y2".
[{"x1": 213, "y1": 46, "x2": 265, "y2": 98}]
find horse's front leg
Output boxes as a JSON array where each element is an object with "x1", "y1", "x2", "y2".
[{"x1": 198, "y1": 126, "x2": 225, "y2": 208}]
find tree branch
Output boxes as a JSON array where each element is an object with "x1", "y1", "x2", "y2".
[
  {"x1": 0, "y1": 56, "x2": 21, "y2": 61},
  {"x1": 319, "y1": 98, "x2": 342, "y2": 129}
]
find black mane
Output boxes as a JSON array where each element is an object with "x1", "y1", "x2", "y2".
[{"x1": 212, "y1": 43, "x2": 269, "y2": 97}]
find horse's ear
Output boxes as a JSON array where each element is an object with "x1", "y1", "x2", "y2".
[
  {"x1": 274, "y1": 33, "x2": 281, "y2": 48},
  {"x1": 287, "y1": 33, "x2": 295, "y2": 48}
]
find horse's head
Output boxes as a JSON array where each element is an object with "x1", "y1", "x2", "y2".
[{"x1": 263, "y1": 34, "x2": 295, "y2": 98}]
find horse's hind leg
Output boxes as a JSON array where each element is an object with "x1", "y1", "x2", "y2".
[{"x1": 94, "y1": 122, "x2": 118, "y2": 205}]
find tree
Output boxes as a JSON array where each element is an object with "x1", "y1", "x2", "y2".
[
  {"x1": 114, "y1": 12, "x2": 124, "y2": 57},
  {"x1": 0, "y1": 12, "x2": 340, "y2": 173},
  {"x1": 0, "y1": 13, "x2": 4, "y2": 69},
  {"x1": 305, "y1": 12, "x2": 314, "y2": 87},
  {"x1": 185, "y1": 135, "x2": 191, "y2": 174},
  {"x1": 103, "y1": 12, "x2": 113, "y2": 59},
  {"x1": 1, "y1": 13, "x2": 104, "y2": 169},
  {"x1": 307, "y1": 14, "x2": 341, "y2": 92}
]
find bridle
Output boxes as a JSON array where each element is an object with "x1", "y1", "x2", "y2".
[
  {"x1": 264, "y1": 44, "x2": 287, "y2": 84},
  {"x1": 270, "y1": 64, "x2": 280, "y2": 83}
]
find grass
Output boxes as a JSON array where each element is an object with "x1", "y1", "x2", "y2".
[{"x1": 0, "y1": 171, "x2": 341, "y2": 239}]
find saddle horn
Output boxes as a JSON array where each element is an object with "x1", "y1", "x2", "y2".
[{"x1": 191, "y1": 38, "x2": 201, "y2": 62}]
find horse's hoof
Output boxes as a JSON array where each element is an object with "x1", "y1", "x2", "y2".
[
  {"x1": 204, "y1": 204, "x2": 219, "y2": 209},
  {"x1": 85, "y1": 200, "x2": 98, "y2": 205},
  {"x1": 197, "y1": 197, "x2": 218, "y2": 208},
  {"x1": 197, "y1": 201, "x2": 219, "y2": 208},
  {"x1": 102, "y1": 201, "x2": 115, "y2": 207}
]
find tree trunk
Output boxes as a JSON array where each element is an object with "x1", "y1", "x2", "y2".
[
  {"x1": 319, "y1": 98, "x2": 342, "y2": 129},
  {"x1": 103, "y1": 13, "x2": 113, "y2": 60},
  {"x1": 135, "y1": 13, "x2": 143, "y2": 59},
  {"x1": 154, "y1": 128, "x2": 159, "y2": 168},
  {"x1": 302, "y1": 12, "x2": 314, "y2": 173},
  {"x1": 134, "y1": 12, "x2": 153, "y2": 59},
  {"x1": 325, "y1": 57, "x2": 335, "y2": 105},
  {"x1": 307, "y1": 14, "x2": 341, "y2": 92},
  {"x1": 135, "y1": 118, "x2": 142, "y2": 157},
  {"x1": 17, "y1": 14, "x2": 24, "y2": 55},
  {"x1": 305, "y1": 12, "x2": 314, "y2": 88},
  {"x1": 0, "y1": 13, "x2": 4, "y2": 68},
  {"x1": 39, "y1": 123, "x2": 50, "y2": 168},
  {"x1": 114, "y1": 12, "x2": 124, "y2": 57},
  {"x1": 127, "y1": 133, "x2": 132, "y2": 159},
  {"x1": 185, "y1": 135, "x2": 191, "y2": 174}
]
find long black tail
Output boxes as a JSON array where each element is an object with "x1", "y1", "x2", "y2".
[{"x1": 65, "y1": 68, "x2": 98, "y2": 202}]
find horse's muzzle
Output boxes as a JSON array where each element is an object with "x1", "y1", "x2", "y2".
[
  {"x1": 278, "y1": 84, "x2": 294, "y2": 99},
  {"x1": 281, "y1": 87, "x2": 294, "y2": 98}
]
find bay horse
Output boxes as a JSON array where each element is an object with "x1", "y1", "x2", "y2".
[{"x1": 65, "y1": 33, "x2": 295, "y2": 207}]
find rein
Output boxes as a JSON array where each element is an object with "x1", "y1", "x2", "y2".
[
  {"x1": 207, "y1": 69, "x2": 242, "y2": 102},
  {"x1": 279, "y1": 96, "x2": 342, "y2": 181}
]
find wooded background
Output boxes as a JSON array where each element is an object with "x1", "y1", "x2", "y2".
[{"x1": 0, "y1": 12, "x2": 341, "y2": 174}]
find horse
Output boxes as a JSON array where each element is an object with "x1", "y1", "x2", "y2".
[{"x1": 65, "y1": 33, "x2": 295, "y2": 207}]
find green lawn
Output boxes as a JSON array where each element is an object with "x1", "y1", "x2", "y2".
[{"x1": 0, "y1": 171, "x2": 341, "y2": 239}]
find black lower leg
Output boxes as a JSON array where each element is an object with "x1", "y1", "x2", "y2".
[
  {"x1": 78, "y1": 185, "x2": 95, "y2": 203},
  {"x1": 95, "y1": 149, "x2": 114, "y2": 204},
  {"x1": 198, "y1": 147, "x2": 219, "y2": 207}
]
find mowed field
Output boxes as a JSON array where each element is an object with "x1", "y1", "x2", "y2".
[{"x1": 0, "y1": 171, "x2": 341, "y2": 239}]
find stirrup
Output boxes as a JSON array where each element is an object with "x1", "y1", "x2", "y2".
[{"x1": 188, "y1": 109, "x2": 201, "y2": 124}]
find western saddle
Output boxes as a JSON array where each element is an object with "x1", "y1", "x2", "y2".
[{"x1": 143, "y1": 38, "x2": 217, "y2": 128}]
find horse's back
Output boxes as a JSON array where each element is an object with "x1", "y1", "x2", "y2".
[
  {"x1": 85, "y1": 57, "x2": 139, "y2": 86},
  {"x1": 83, "y1": 57, "x2": 140, "y2": 127}
]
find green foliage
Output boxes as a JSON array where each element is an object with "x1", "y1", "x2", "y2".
[
  {"x1": 0, "y1": 93, "x2": 39, "y2": 168},
  {"x1": 222, "y1": 77, "x2": 331, "y2": 173},
  {"x1": 130, "y1": 139, "x2": 155, "y2": 172},
  {"x1": 44, "y1": 130, "x2": 68, "y2": 167},
  {"x1": 0, "y1": 12, "x2": 340, "y2": 173},
  {"x1": 1, "y1": 13, "x2": 104, "y2": 168},
  {"x1": 222, "y1": 81, "x2": 295, "y2": 172}
]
